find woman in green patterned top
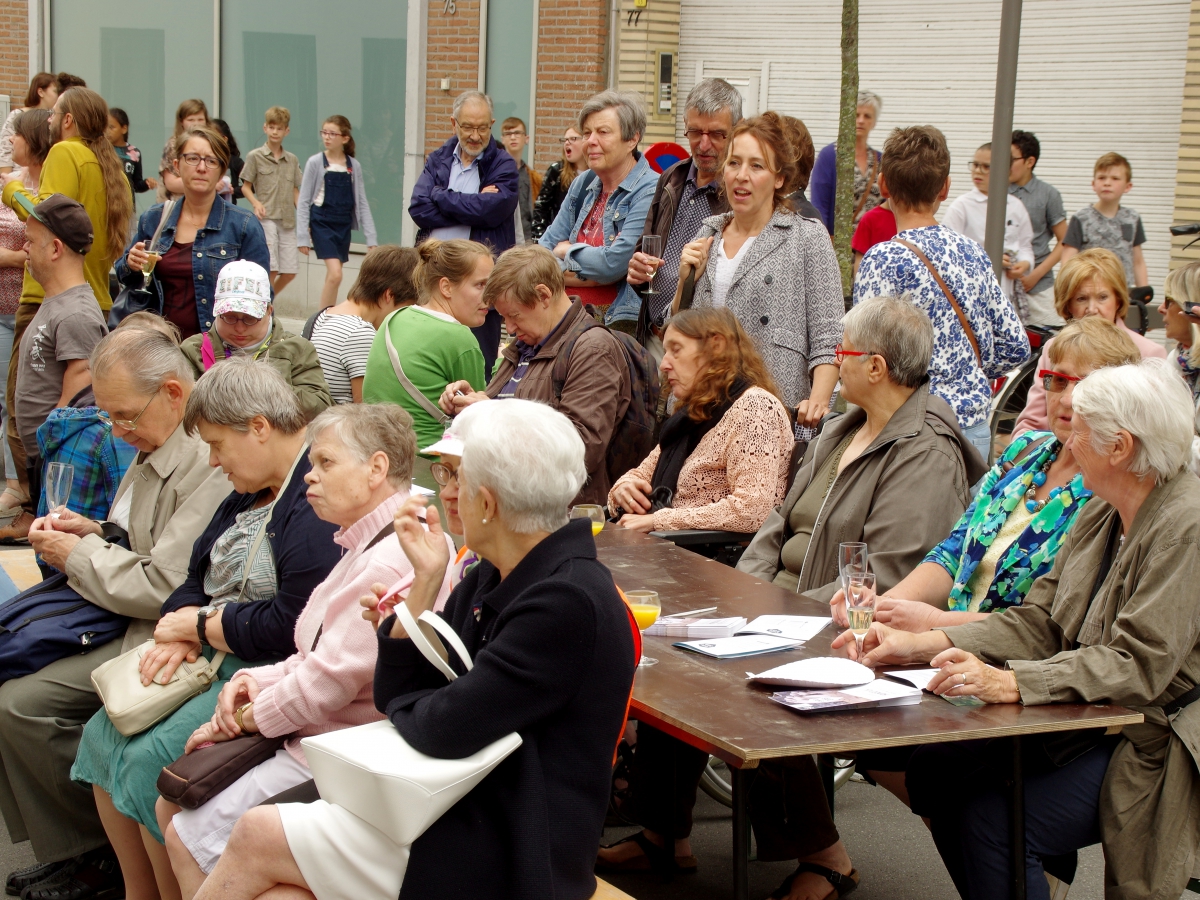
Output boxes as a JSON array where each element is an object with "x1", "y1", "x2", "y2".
[{"x1": 832, "y1": 316, "x2": 1139, "y2": 635}]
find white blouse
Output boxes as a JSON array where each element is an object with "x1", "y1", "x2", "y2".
[{"x1": 711, "y1": 235, "x2": 756, "y2": 309}]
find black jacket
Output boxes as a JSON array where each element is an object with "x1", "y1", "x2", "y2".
[
  {"x1": 376, "y1": 518, "x2": 637, "y2": 900},
  {"x1": 531, "y1": 161, "x2": 569, "y2": 241},
  {"x1": 160, "y1": 454, "x2": 341, "y2": 661}
]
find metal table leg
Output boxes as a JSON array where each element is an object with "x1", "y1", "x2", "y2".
[
  {"x1": 732, "y1": 766, "x2": 750, "y2": 900},
  {"x1": 1010, "y1": 735, "x2": 1026, "y2": 900}
]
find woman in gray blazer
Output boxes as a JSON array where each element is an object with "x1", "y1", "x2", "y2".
[{"x1": 672, "y1": 112, "x2": 843, "y2": 425}]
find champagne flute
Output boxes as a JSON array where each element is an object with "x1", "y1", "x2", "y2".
[
  {"x1": 625, "y1": 589, "x2": 661, "y2": 667},
  {"x1": 139, "y1": 238, "x2": 161, "y2": 289},
  {"x1": 845, "y1": 573, "x2": 877, "y2": 659},
  {"x1": 838, "y1": 542, "x2": 868, "y2": 590},
  {"x1": 45, "y1": 462, "x2": 73, "y2": 520},
  {"x1": 570, "y1": 504, "x2": 606, "y2": 536},
  {"x1": 641, "y1": 234, "x2": 663, "y2": 297}
]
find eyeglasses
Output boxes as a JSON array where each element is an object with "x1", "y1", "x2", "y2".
[
  {"x1": 180, "y1": 153, "x2": 220, "y2": 169},
  {"x1": 319, "y1": 130, "x2": 344, "y2": 138},
  {"x1": 430, "y1": 462, "x2": 459, "y2": 486},
  {"x1": 501, "y1": 130, "x2": 526, "y2": 138},
  {"x1": 218, "y1": 312, "x2": 264, "y2": 327},
  {"x1": 968, "y1": 161, "x2": 991, "y2": 173},
  {"x1": 1039, "y1": 369, "x2": 1082, "y2": 393},
  {"x1": 835, "y1": 343, "x2": 869, "y2": 363},
  {"x1": 456, "y1": 123, "x2": 491, "y2": 137},
  {"x1": 99, "y1": 389, "x2": 159, "y2": 432},
  {"x1": 1010, "y1": 155, "x2": 1029, "y2": 163},
  {"x1": 560, "y1": 136, "x2": 581, "y2": 145},
  {"x1": 684, "y1": 129, "x2": 729, "y2": 142}
]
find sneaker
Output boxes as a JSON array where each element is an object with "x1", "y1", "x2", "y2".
[
  {"x1": 19, "y1": 850, "x2": 122, "y2": 900},
  {"x1": 6, "y1": 862, "x2": 74, "y2": 898}
]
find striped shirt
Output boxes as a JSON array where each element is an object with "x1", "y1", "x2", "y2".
[{"x1": 309, "y1": 310, "x2": 377, "y2": 404}]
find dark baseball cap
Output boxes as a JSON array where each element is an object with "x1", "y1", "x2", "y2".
[{"x1": 13, "y1": 192, "x2": 94, "y2": 255}]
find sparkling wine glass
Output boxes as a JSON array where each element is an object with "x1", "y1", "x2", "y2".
[
  {"x1": 838, "y1": 542, "x2": 868, "y2": 590},
  {"x1": 845, "y1": 573, "x2": 877, "y2": 658},
  {"x1": 641, "y1": 234, "x2": 663, "y2": 297},
  {"x1": 625, "y1": 589, "x2": 661, "y2": 667},
  {"x1": 45, "y1": 462, "x2": 73, "y2": 519}
]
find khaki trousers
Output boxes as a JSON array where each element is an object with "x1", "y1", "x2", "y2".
[{"x1": 0, "y1": 638, "x2": 123, "y2": 862}]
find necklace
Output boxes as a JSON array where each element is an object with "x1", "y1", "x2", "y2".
[{"x1": 1023, "y1": 441, "x2": 1090, "y2": 513}]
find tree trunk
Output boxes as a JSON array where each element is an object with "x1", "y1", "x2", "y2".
[{"x1": 832, "y1": 0, "x2": 859, "y2": 298}]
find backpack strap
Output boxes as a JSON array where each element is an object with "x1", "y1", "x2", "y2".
[
  {"x1": 892, "y1": 238, "x2": 982, "y2": 367},
  {"x1": 550, "y1": 310, "x2": 602, "y2": 401},
  {"x1": 381, "y1": 311, "x2": 453, "y2": 428},
  {"x1": 200, "y1": 333, "x2": 217, "y2": 372},
  {"x1": 301, "y1": 308, "x2": 323, "y2": 341}
]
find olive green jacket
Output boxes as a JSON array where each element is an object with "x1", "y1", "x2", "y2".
[
  {"x1": 944, "y1": 471, "x2": 1200, "y2": 899},
  {"x1": 181, "y1": 319, "x2": 333, "y2": 421}
]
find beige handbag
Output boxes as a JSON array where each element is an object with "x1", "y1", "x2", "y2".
[{"x1": 91, "y1": 493, "x2": 278, "y2": 738}]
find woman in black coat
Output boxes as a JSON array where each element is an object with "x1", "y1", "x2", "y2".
[{"x1": 191, "y1": 398, "x2": 637, "y2": 900}]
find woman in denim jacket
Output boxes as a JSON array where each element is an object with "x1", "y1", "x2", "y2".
[
  {"x1": 116, "y1": 125, "x2": 269, "y2": 340},
  {"x1": 538, "y1": 91, "x2": 657, "y2": 330}
]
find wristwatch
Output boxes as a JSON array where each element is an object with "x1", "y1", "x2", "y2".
[
  {"x1": 234, "y1": 701, "x2": 253, "y2": 733},
  {"x1": 197, "y1": 605, "x2": 221, "y2": 646}
]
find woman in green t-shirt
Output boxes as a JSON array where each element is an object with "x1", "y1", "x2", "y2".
[{"x1": 363, "y1": 239, "x2": 492, "y2": 451}]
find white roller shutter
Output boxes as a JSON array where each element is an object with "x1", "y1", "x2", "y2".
[{"x1": 680, "y1": 0, "x2": 1189, "y2": 287}]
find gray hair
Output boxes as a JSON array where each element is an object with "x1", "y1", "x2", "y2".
[
  {"x1": 307, "y1": 404, "x2": 417, "y2": 489},
  {"x1": 685, "y1": 78, "x2": 743, "y2": 125},
  {"x1": 451, "y1": 399, "x2": 585, "y2": 534},
  {"x1": 90, "y1": 327, "x2": 194, "y2": 395},
  {"x1": 578, "y1": 90, "x2": 646, "y2": 144},
  {"x1": 183, "y1": 356, "x2": 306, "y2": 436},
  {"x1": 857, "y1": 91, "x2": 883, "y2": 117},
  {"x1": 843, "y1": 296, "x2": 933, "y2": 388},
  {"x1": 1072, "y1": 358, "x2": 1194, "y2": 483},
  {"x1": 452, "y1": 90, "x2": 493, "y2": 120}
]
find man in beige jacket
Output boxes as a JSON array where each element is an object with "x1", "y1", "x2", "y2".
[{"x1": 0, "y1": 327, "x2": 232, "y2": 898}]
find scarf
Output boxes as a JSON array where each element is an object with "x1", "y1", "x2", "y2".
[{"x1": 649, "y1": 377, "x2": 751, "y2": 500}]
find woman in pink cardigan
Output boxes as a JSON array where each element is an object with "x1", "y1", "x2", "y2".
[
  {"x1": 1013, "y1": 249, "x2": 1165, "y2": 437},
  {"x1": 157, "y1": 403, "x2": 454, "y2": 896},
  {"x1": 608, "y1": 307, "x2": 794, "y2": 534}
]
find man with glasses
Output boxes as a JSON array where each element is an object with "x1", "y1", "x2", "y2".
[
  {"x1": 625, "y1": 79, "x2": 741, "y2": 354},
  {"x1": 409, "y1": 90, "x2": 519, "y2": 375},
  {"x1": 1008, "y1": 130, "x2": 1068, "y2": 326}
]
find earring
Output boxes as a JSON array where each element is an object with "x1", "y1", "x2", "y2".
[{"x1": 481, "y1": 518, "x2": 488, "y2": 524}]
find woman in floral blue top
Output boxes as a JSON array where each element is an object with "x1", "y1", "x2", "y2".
[{"x1": 842, "y1": 317, "x2": 1139, "y2": 634}]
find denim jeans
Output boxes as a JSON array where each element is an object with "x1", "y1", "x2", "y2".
[
  {"x1": 962, "y1": 420, "x2": 993, "y2": 465},
  {"x1": 0, "y1": 314, "x2": 17, "y2": 481}
]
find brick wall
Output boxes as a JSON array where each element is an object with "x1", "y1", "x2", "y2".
[
  {"x1": 425, "y1": 0, "x2": 483, "y2": 155},
  {"x1": 531, "y1": 0, "x2": 608, "y2": 171},
  {"x1": 0, "y1": 2, "x2": 29, "y2": 107}
]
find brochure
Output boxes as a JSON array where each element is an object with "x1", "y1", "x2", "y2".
[
  {"x1": 771, "y1": 679, "x2": 923, "y2": 714},
  {"x1": 643, "y1": 616, "x2": 747, "y2": 639},
  {"x1": 737, "y1": 615, "x2": 832, "y2": 643},
  {"x1": 673, "y1": 634, "x2": 802, "y2": 659}
]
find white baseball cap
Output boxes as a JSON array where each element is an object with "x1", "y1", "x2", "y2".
[
  {"x1": 421, "y1": 431, "x2": 464, "y2": 457},
  {"x1": 213, "y1": 260, "x2": 272, "y2": 319}
]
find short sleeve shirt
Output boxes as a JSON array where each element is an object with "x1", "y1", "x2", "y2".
[
  {"x1": 309, "y1": 310, "x2": 377, "y2": 404},
  {"x1": 851, "y1": 204, "x2": 898, "y2": 256},
  {"x1": 1063, "y1": 205, "x2": 1145, "y2": 286},
  {"x1": 16, "y1": 283, "x2": 108, "y2": 455},
  {"x1": 1008, "y1": 175, "x2": 1066, "y2": 294},
  {"x1": 240, "y1": 146, "x2": 305, "y2": 228}
]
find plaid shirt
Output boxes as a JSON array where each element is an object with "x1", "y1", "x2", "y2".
[
  {"x1": 652, "y1": 164, "x2": 721, "y2": 325},
  {"x1": 36, "y1": 406, "x2": 137, "y2": 521}
]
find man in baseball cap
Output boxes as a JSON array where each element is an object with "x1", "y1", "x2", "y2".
[{"x1": 179, "y1": 259, "x2": 332, "y2": 419}]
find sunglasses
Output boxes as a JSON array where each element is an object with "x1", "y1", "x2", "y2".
[{"x1": 1039, "y1": 369, "x2": 1082, "y2": 393}]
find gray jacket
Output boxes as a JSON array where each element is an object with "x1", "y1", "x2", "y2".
[
  {"x1": 692, "y1": 210, "x2": 844, "y2": 407},
  {"x1": 738, "y1": 385, "x2": 987, "y2": 601}
]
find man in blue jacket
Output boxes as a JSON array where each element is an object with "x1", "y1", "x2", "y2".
[{"x1": 408, "y1": 91, "x2": 519, "y2": 375}]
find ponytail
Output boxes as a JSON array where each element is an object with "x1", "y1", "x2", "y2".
[{"x1": 325, "y1": 115, "x2": 356, "y2": 158}]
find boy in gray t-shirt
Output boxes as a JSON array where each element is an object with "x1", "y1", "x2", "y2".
[{"x1": 1061, "y1": 151, "x2": 1148, "y2": 287}]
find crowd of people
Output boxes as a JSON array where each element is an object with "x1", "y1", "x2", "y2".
[{"x1": 0, "y1": 63, "x2": 1192, "y2": 900}]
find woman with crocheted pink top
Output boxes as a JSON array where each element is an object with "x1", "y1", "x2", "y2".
[
  {"x1": 155, "y1": 404, "x2": 454, "y2": 899},
  {"x1": 608, "y1": 306, "x2": 793, "y2": 534}
]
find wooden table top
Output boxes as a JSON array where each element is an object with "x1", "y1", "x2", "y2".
[{"x1": 595, "y1": 528, "x2": 1143, "y2": 768}]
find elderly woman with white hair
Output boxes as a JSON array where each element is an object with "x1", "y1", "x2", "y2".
[
  {"x1": 190, "y1": 398, "x2": 638, "y2": 900},
  {"x1": 538, "y1": 90, "x2": 658, "y2": 329},
  {"x1": 156, "y1": 403, "x2": 455, "y2": 899},
  {"x1": 809, "y1": 90, "x2": 884, "y2": 234},
  {"x1": 1160, "y1": 259, "x2": 1200, "y2": 475},
  {"x1": 844, "y1": 358, "x2": 1200, "y2": 900}
]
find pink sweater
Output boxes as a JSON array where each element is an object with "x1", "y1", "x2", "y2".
[
  {"x1": 1012, "y1": 320, "x2": 1166, "y2": 438},
  {"x1": 238, "y1": 490, "x2": 455, "y2": 765}
]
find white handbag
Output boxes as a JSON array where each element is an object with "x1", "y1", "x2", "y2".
[{"x1": 301, "y1": 602, "x2": 523, "y2": 846}]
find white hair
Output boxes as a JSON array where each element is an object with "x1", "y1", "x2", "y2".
[
  {"x1": 1072, "y1": 358, "x2": 1194, "y2": 482},
  {"x1": 450, "y1": 399, "x2": 586, "y2": 534},
  {"x1": 857, "y1": 91, "x2": 883, "y2": 117},
  {"x1": 452, "y1": 90, "x2": 493, "y2": 120}
]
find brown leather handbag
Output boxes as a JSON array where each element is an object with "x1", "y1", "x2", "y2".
[{"x1": 157, "y1": 733, "x2": 287, "y2": 809}]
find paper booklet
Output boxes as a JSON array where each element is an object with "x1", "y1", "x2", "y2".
[
  {"x1": 883, "y1": 668, "x2": 940, "y2": 692},
  {"x1": 771, "y1": 678, "x2": 923, "y2": 714},
  {"x1": 737, "y1": 615, "x2": 832, "y2": 643},
  {"x1": 673, "y1": 634, "x2": 802, "y2": 659},
  {"x1": 644, "y1": 616, "x2": 747, "y2": 639}
]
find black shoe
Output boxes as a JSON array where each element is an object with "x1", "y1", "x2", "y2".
[
  {"x1": 6, "y1": 861, "x2": 75, "y2": 898},
  {"x1": 19, "y1": 850, "x2": 122, "y2": 900}
]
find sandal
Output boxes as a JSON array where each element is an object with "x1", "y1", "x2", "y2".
[
  {"x1": 770, "y1": 863, "x2": 860, "y2": 900},
  {"x1": 595, "y1": 831, "x2": 699, "y2": 875}
]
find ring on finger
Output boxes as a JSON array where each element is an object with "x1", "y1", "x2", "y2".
[{"x1": 960, "y1": 673, "x2": 967, "y2": 685}]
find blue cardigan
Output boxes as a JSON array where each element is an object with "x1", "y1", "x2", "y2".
[
  {"x1": 809, "y1": 142, "x2": 882, "y2": 235},
  {"x1": 408, "y1": 135, "x2": 519, "y2": 253},
  {"x1": 159, "y1": 454, "x2": 341, "y2": 661}
]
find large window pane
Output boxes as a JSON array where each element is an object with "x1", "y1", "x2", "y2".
[
  {"x1": 220, "y1": 3, "x2": 407, "y2": 245},
  {"x1": 485, "y1": 0, "x2": 534, "y2": 157}
]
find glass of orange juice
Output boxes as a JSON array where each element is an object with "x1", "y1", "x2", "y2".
[
  {"x1": 570, "y1": 504, "x2": 606, "y2": 536},
  {"x1": 625, "y1": 589, "x2": 661, "y2": 667}
]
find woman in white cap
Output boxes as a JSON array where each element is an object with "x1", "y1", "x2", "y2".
[{"x1": 180, "y1": 259, "x2": 333, "y2": 420}]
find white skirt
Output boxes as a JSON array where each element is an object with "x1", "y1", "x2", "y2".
[
  {"x1": 172, "y1": 748, "x2": 311, "y2": 873},
  {"x1": 278, "y1": 799, "x2": 409, "y2": 900}
]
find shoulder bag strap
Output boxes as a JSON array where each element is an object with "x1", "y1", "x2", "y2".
[
  {"x1": 394, "y1": 602, "x2": 475, "y2": 683},
  {"x1": 892, "y1": 238, "x2": 983, "y2": 366},
  {"x1": 852, "y1": 151, "x2": 878, "y2": 222},
  {"x1": 382, "y1": 311, "x2": 453, "y2": 428}
]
